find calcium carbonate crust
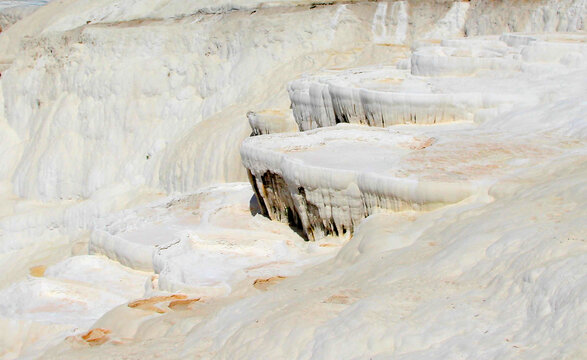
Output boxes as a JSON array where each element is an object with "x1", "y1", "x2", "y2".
[{"x1": 0, "y1": 0, "x2": 585, "y2": 358}]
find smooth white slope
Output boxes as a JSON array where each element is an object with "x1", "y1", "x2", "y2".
[{"x1": 0, "y1": 255, "x2": 150, "y2": 359}]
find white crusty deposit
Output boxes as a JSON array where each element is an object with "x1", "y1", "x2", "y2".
[
  {"x1": 411, "y1": 33, "x2": 587, "y2": 76},
  {"x1": 0, "y1": 0, "x2": 585, "y2": 359},
  {"x1": 90, "y1": 183, "x2": 339, "y2": 290},
  {"x1": 241, "y1": 123, "x2": 575, "y2": 241},
  {"x1": 289, "y1": 33, "x2": 587, "y2": 131},
  {"x1": 0, "y1": 1, "x2": 48, "y2": 33},
  {"x1": 248, "y1": 32, "x2": 587, "y2": 240},
  {"x1": 288, "y1": 66, "x2": 527, "y2": 131},
  {"x1": 0, "y1": 255, "x2": 150, "y2": 358},
  {"x1": 246, "y1": 109, "x2": 298, "y2": 136}
]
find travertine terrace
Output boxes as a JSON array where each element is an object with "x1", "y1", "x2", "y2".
[
  {"x1": 242, "y1": 33, "x2": 586, "y2": 240},
  {"x1": 0, "y1": 0, "x2": 585, "y2": 359}
]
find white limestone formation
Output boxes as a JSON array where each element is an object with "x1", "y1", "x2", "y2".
[
  {"x1": 247, "y1": 109, "x2": 298, "y2": 136},
  {"x1": 423, "y1": 1, "x2": 470, "y2": 40},
  {"x1": 411, "y1": 33, "x2": 587, "y2": 76},
  {"x1": 0, "y1": 1, "x2": 382, "y2": 200},
  {"x1": 0, "y1": 1, "x2": 48, "y2": 32},
  {"x1": 0, "y1": 0, "x2": 585, "y2": 358},
  {"x1": 0, "y1": 255, "x2": 150, "y2": 358},
  {"x1": 250, "y1": 31, "x2": 587, "y2": 241},
  {"x1": 241, "y1": 121, "x2": 576, "y2": 241},
  {"x1": 372, "y1": 1, "x2": 408, "y2": 45},
  {"x1": 90, "y1": 183, "x2": 339, "y2": 291},
  {"x1": 288, "y1": 66, "x2": 529, "y2": 131}
]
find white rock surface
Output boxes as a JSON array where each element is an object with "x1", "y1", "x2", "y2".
[
  {"x1": 241, "y1": 123, "x2": 575, "y2": 240},
  {"x1": 91, "y1": 183, "x2": 340, "y2": 292},
  {"x1": 372, "y1": 1, "x2": 408, "y2": 45},
  {"x1": 0, "y1": 255, "x2": 150, "y2": 359},
  {"x1": 247, "y1": 109, "x2": 298, "y2": 135},
  {"x1": 248, "y1": 32, "x2": 587, "y2": 241},
  {"x1": 0, "y1": 1, "x2": 48, "y2": 33},
  {"x1": 0, "y1": 0, "x2": 585, "y2": 359},
  {"x1": 288, "y1": 65, "x2": 532, "y2": 131},
  {"x1": 172, "y1": 155, "x2": 586, "y2": 359},
  {"x1": 0, "y1": 1, "x2": 378, "y2": 199},
  {"x1": 411, "y1": 33, "x2": 587, "y2": 76}
]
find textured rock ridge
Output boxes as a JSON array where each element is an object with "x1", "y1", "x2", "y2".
[
  {"x1": 288, "y1": 67, "x2": 524, "y2": 131},
  {"x1": 243, "y1": 31, "x2": 587, "y2": 240}
]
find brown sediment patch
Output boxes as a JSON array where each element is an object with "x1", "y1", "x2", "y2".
[
  {"x1": 81, "y1": 328, "x2": 111, "y2": 346},
  {"x1": 128, "y1": 294, "x2": 187, "y2": 313},
  {"x1": 29, "y1": 265, "x2": 46, "y2": 277},
  {"x1": 168, "y1": 298, "x2": 201, "y2": 311},
  {"x1": 413, "y1": 39, "x2": 442, "y2": 44},
  {"x1": 318, "y1": 243, "x2": 339, "y2": 247},
  {"x1": 409, "y1": 137, "x2": 435, "y2": 150},
  {"x1": 323, "y1": 294, "x2": 351, "y2": 304},
  {"x1": 375, "y1": 43, "x2": 411, "y2": 48},
  {"x1": 253, "y1": 276, "x2": 286, "y2": 291}
]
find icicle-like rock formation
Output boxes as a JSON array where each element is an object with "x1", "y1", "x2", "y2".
[
  {"x1": 0, "y1": 0, "x2": 586, "y2": 358},
  {"x1": 241, "y1": 123, "x2": 573, "y2": 241},
  {"x1": 288, "y1": 67, "x2": 527, "y2": 131},
  {"x1": 246, "y1": 31, "x2": 586, "y2": 240},
  {"x1": 290, "y1": 34, "x2": 587, "y2": 131}
]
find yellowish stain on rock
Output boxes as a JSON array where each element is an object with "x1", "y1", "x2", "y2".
[
  {"x1": 253, "y1": 276, "x2": 286, "y2": 291},
  {"x1": 81, "y1": 328, "x2": 111, "y2": 346},
  {"x1": 318, "y1": 243, "x2": 339, "y2": 247},
  {"x1": 29, "y1": 265, "x2": 46, "y2": 277},
  {"x1": 128, "y1": 294, "x2": 187, "y2": 313},
  {"x1": 168, "y1": 298, "x2": 201, "y2": 311}
]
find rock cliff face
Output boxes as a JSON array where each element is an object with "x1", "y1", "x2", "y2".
[{"x1": 0, "y1": 0, "x2": 585, "y2": 358}]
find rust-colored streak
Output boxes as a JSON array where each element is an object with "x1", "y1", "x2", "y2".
[
  {"x1": 128, "y1": 294, "x2": 188, "y2": 313},
  {"x1": 253, "y1": 276, "x2": 286, "y2": 291},
  {"x1": 81, "y1": 328, "x2": 111, "y2": 346}
]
